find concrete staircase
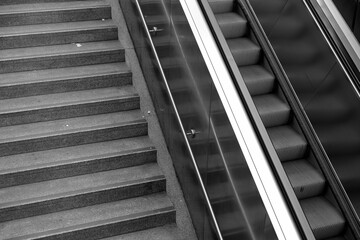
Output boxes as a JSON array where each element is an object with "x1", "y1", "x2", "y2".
[{"x1": 0, "y1": 1, "x2": 183, "y2": 239}]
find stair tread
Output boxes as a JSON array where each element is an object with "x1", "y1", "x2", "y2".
[
  {"x1": 0, "y1": 63, "x2": 130, "y2": 86},
  {"x1": 301, "y1": 197, "x2": 345, "y2": 239},
  {"x1": 239, "y1": 65, "x2": 275, "y2": 95},
  {"x1": 0, "y1": 193, "x2": 173, "y2": 239},
  {"x1": 0, "y1": 163, "x2": 163, "y2": 207},
  {"x1": 0, "y1": 1, "x2": 109, "y2": 15},
  {"x1": 268, "y1": 125, "x2": 308, "y2": 161},
  {"x1": 283, "y1": 159, "x2": 326, "y2": 199},
  {"x1": 0, "y1": 110, "x2": 145, "y2": 144},
  {"x1": 215, "y1": 12, "x2": 247, "y2": 39},
  {"x1": 0, "y1": 40, "x2": 122, "y2": 61},
  {"x1": 0, "y1": 86, "x2": 137, "y2": 114},
  {"x1": 208, "y1": 0, "x2": 233, "y2": 14},
  {"x1": 253, "y1": 94, "x2": 291, "y2": 127},
  {"x1": 227, "y1": 38, "x2": 261, "y2": 66},
  {"x1": 0, "y1": 19, "x2": 116, "y2": 37},
  {"x1": 0, "y1": 136, "x2": 153, "y2": 173},
  {"x1": 101, "y1": 224, "x2": 180, "y2": 240}
]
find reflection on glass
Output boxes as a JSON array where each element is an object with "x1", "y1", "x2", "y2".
[{"x1": 136, "y1": 0, "x2": 279, "y2": 239}]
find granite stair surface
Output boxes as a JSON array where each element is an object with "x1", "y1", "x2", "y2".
[{"x1": 0, "y1": 1, "x2": 182, "y2": 239}]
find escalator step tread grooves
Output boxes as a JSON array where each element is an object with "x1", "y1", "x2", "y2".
[
  {"x1": 283, "y1": 159, "x2": 326, "y2": 199},
  {"x1": 301, "y1": 197, "x2": 346, "y2": 239},
  {"x1": 253, "y1": 94, "x2": 291, "y2": 127},
  {"x1": 216, "y1": 12, "x2": 247, "y2": 39},
  {"x1": 209, "y1": 0, "x2": 347, "y2": 239},
  {"x1": 239, "y1": 65, "x2": 275, "y2": 95}
]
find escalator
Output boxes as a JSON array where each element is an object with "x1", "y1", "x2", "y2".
[{"x1": 206, "y1": 0, "x2": 353, "y2": 239}]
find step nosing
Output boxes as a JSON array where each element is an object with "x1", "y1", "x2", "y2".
[
  {"x1": 14, "y1": 206, "x2": 175, "y2": 240},
  {"x1": 0, "y1": 48, "x2": 123, "y2": 61},
  {"x1": 0, "y1": 147, "x2": 156, "y2": 175},
  {"x1": 0, "y1": 4, "x2": 110, "y2": 15},
  {"x1": 1, "y1": 25, "x2": 117, "y2": 37},
  {"x1": 0, "y1": 94, "x2": 139, "y2": 114},
  {"x1": 0, "y1": 175, "x2": 166, "y2": 209},
  {"x1": 0, "y1": 70, "x2": 131, "y2": 87},
  {"x1": 0, "y1": 119, "x2": 147, "y2": 144}
]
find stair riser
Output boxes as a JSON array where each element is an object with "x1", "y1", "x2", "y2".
[
  {"x1": 220, "y1": 22, "x2": 247, "y2": 39},
  {"x1": 0, "y1": 50, "x2": 125, "y2": 74},
  {"x1": 0, "y1": 123, "x2": 148, "y2": 157},
  {"x1": 1, "y1": 28, "x2": 118, "y2": 50},
  {"x1": 16, "y1": 209, "x2": 176, "y2": 240},
  {"x1": 275, "y1": 145, "x2": 308, "y2": 162},
  {"x1": 0, "y1": 97, "x2": 140, "y2": 127},
  {"x1": 0, "y1": 72, "x2": 132, "y2": 100},
  {"x1": 0, "y1": 178, "x2": 166, "y2": 222},
  {"x1": 232, "y1": 49, "x2": 261, "y2": 66},
  {"x1": 0, "y1": 149, "x2": 157, "y2": 188},
  {"x1": 0, "y1": 8, "x2": 111, "y2": 27},
  {"x1": 258, "y1": 110, "x2": 291, "y2": 128}
]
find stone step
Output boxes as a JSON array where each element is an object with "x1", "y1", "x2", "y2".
[
  {"x1": 0, "y1": 63, "x2": 131, "y2": 99},
  {"x1": 0, "y1": 1, "x2": 111, "y2": 27},
  {"x1": 0, "y1": 193, "x2": 175, "y2": 239},
  {"x1": 0, "y1": 136, "x2": 156, "y2": 188},
  {"x1": 0, "y1": 163, "x2": 166, "y2": 222},
  {"x1": 0, "y1": 86, "x2": 139, "y2": 127},
  {"x1": 0, "y1": 110, "x2": 147, "y2": 157},
  {"x1": 0, "y1": 40, "x2": 124, "y2": 74},
  {"x1": 0, "y1": 20, "x2": 118, "y2": 49}
]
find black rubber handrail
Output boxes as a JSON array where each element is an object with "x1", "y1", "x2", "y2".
[
  {"x1": 305, "y1": 0, "x2": 360, "y2": 96},
  {"x1": 197, "y1": 0, "x2": 360, "y2": 239}
]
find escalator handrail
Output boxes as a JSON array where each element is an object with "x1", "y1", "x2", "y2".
[
  {"x1": 131, "y1": 1, "x2": 223, "y2": 239},
  {"x1": 183, "y1": 1, "x2": 302, "y2": 239},
  {"x1": 304, "y1": 0, "x2": 360, "y2": 98},
  {"x1": 318, "y1": 0, "x2": 360, "y2": 72}
]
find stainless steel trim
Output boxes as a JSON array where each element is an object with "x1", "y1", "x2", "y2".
[
  {"x1": 133, "y1": 1, "x2": 223, "y2": 239},
  {"x1": 302, "y1": 0, "x2": 360, "y2": 98},
  {"x1": 179, "y1": 1, "x2": 301, "y2": 239},
  {"x1": 318, "y1": 0, "x2": 360, "y2": 70}
]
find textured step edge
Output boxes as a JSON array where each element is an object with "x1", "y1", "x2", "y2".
[
  {"x1": 101, "y1": 224, "x2": 180, "y2": 240},
  {"x1": 0, "y1": 3, "x2": 111, "y2": 27},
  {"x1": 0, "y1": 175, "x2": 166, "y2": 222},
  {"x1": 11, "y1": 206, "x2": 176, "y2": 240},
  {"x1": 0, "y1": 147, "x2": 157, "y2": 188},
  {"x1": 0, "y1": 48, "x2": 125, "y2": 74},
  {"x1": 0, "y1": 24, "x2": 118, "y2": 49},
  {"x1": 0, "y1": 65, "x2": 132, "y2": 99},
  {"x1": 0, "y1": 120, "x2": 148, "y2": 157},
  {"x1": 0, "y1": 94, "x2": 140, "y2": 127}
]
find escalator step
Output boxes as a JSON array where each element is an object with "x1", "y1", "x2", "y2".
[
  {"x1": 208, "y1": 0, "x2": 234, "y2": 14},
  {"x1": 268, "y1": 126, "x2": 308, "y2": 161},
  {"x1": 253, "y1": 94, "x2": 291, "y2": 127},
  {"x1": 216, "y1": 13, "x2": 247, "y2": 39},
  {"x1": 239, "y1": 65, "x2": 275, "y2": 95},
  {"x1": 283, "y1": 159, "x2": 325, "y2": 199},
  {"x1": 301, "y1": 197, "x2": 345, "y2": 239},
  {"x1": 227, "y1": 38, "x2": 261, "y2": 66}
]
